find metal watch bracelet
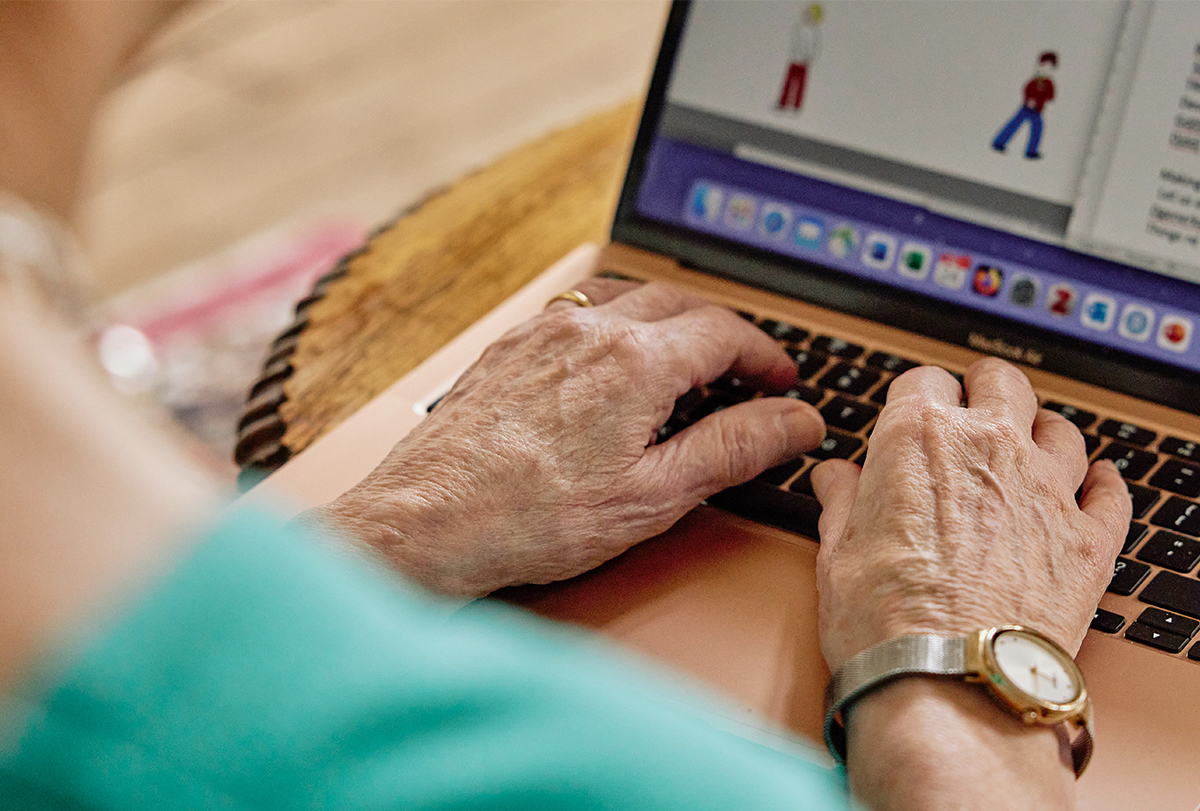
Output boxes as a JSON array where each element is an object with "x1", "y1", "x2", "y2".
[{"x1": 823, "y1": 629, "x2": 1094, "y2": 778}]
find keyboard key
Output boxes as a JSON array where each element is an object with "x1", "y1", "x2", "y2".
[
  {"x1": 670, "y1": 388, "x2": 706, "y2": 423},
  {"x1": 1043, "y1": 401, "x2": 1097, "y2": 430},
  {"x1": 1150, "y1": 497, "x2": 1200, "y2": 536},
  {"x1": 707, "y1": 376, "x2": 756, "y2": 401},
  {"x1": 870, "y1": 377, "x2": 893, "y2": 405},
  {"x1": 1108, "y1": 557, "x2": 1150, "y2": 595},
  {"x1": 1137, "y1": 531, "x2": 1200, "y2": 572},
  {"x1": 1097, "y1": 442, "x2": 1157, "y2": 480},
  {"x1": 1098, "y1": 419, "x2": 1156, "y2": 447},
  {"x1": 1150, "y1": 458, "x2": 1200, "y2": 498},
  {"x1": 820, "y1": 397, "x2": 879, "y2": 432},
  {"x1": 1127, "y1": 484, "x2": 1160, "y2": 518},
  {"x1": 789, "y1": 466, "x2": 816, "y2": 497},
  {"x1": 789, "y1": 348, "x2": 829, "y2": 380},
  {"x1": 806, "y1": 429, "x2": 864, "y2": 460},
  {"x1": 1137, "y1": 606, "x2": 1200, "y2": 638},
  {"x1": 691, "y1": 392, "x2": 739, "y2": 421},
  {"x1": 757, "y1": 457, "x2": 806, "y2": 487},
  {"x1": 1084, "y1": 434, "x2": 1101, "y2": 457},
  {"x1": 864, "y1": 352, "x2": 918, "y2": 374},
  {"x1": 707, "y1": 480, "x2": 821, "y2": 539},
  {"x1": 1190, "y1": 642, "x2": 1200, "y2": 661},
  {"x1": 817, "y1": 363, "x2": 880, "y2": 396},
  {"x1": 1139, "y1": 570, "x2": 1200, "y2": 620},
  {"x1": 758, "y1": 319, "x2": 808, "y2": 343},
  {"x1": 1090, "y1": 608, "x2": 1126, "y2": 634},
  {"x1": 655, "y1": 422, "x2": 682, "y2": 444},
  {"x1": 810, "y1": 335, "x2": 864, "y2": 359},
  {"x1": 1160, "y1": 436, "x2": 1200, "y2": 460},
  {"x1": 1125, "y1": 622, "x2": 1189, "y2": 654},
  {"x1": 782, "y1": 384, "x2": 823, "y2": 405},
  {"x1": 1124, "y1": 522, "x2": 1149, "y2": 554}
]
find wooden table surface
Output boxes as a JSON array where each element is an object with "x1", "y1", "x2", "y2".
[{"x1": 235, "y1": 103, "x2": 640, "y2": 484}]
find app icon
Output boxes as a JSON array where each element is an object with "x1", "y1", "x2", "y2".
[
  {"x1": 1158, "y1": 315, "x2": 1193, "y2": 352},
  {"x1": 898, "y1": 242, "x2": 932, "y2": 279},
  {"x1": 794, "y1": 216, "x2": 824, "y2": 249},
  {"x1": 862, "y1": 233, "x2": 897, "y2": 270},
  {"x1": 1008, "y1": 274, "x2": 1039, "y2": 307},
  {"x1": 933, "y1": 253, "x2": 970, "y2": 289},
  {"x1": 759, "y1": 203, "x2": 791, "y2": 239},
  {"x1": 724, "y1": 194, "x2": 756, "y2": 229},
  {"x1": 1118, "y1": 304, "x2": 1154, "y2": 342},
  {"x1": 1081, "y1": 293, "x2": 1116, "y2": 330},
  {"x1": 688, "y1": 183, "x2": 723, "y2": 222},
  {"x1": 972, "y1": 265, "x2": 1003, "y2": 297},
  {"x1": 1046, "y1": 283, "x2": 1076, "y2": 317},
  {"x1": 828, "y1": 224, "x2": 860, "y2": 259}
]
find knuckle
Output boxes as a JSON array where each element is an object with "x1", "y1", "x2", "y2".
[
  {"x1": 712, "y1": 416, "x2": 768, "y2": 482},
  {"x1": 601, "y1": 322, "x2": 651, "y2": 368},
  {"x1": 538, "y1": 307, "x2": 590, "y2": 338},
  {"x1": 874, "y1": 398, "x2": 954, "y2": 441},
  {"x1": 977, "y1": 356, "x2": 1035, "y2": 393},
  {"x1": 642, "y1": 280, "x2": 690, "y2": 305}
]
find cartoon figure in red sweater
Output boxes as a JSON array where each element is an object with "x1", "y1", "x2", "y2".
[
  {"x1": 992, "y1": 51, "x2": 1057, "y2": 159},
  {"x1": 777, "y1": 4, "x2": 823, "y2": 111}
]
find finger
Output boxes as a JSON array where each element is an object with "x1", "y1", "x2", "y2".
[
  {"x1": 1078, "y1": 460, "x2": 1132, "y2": 559},
  {"x1": 882, "y1": 365, "x2": 962, "y2": 408},
  {"x1": 810, "y1": 459, "x2": 862, "y2": 546},
  {"x1": 544, "y1": 277, "x2": 641, "y2": 310},
  {"x1": 603, "y1": 280, "x2": 722, "y2": 322},
  {"x1": 650, "y1": 305, "x2": 800, "y2": 394},
  {"x1": 960, "y1": 357, "x2": 1038, "y2": 425},
  {"x1": 643, "y1": 397, "x2": 825, "y2": 499},
  {"x1": 1031, "y1": 408, "x2": 1088, "y2": 490}
]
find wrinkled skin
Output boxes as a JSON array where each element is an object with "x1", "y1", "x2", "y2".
[
  {"x1": 812, "y1": 359, "x2": 1130, "y2": 671},
  {"x1": 308, "y1": 280, "x2": 826, "y2": 597}
]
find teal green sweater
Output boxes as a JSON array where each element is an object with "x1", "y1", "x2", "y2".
[{"x1": 0, "y1": 508, "x2": 850, "y2": 810}]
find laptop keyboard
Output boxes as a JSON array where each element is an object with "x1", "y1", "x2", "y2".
[{"x1": 652, "y1": 303, "x2": 1200, "y2": 664}]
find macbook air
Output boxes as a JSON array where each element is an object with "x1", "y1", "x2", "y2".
[{"x1": 245, "y1": 3, "x2": 1200, "y2": 807}]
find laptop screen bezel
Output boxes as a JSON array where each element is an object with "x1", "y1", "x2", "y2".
[{"x1": 611, "y1": 0, "x2": 1200, "y2": 417}]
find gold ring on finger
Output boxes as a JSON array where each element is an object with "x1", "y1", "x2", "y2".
[{"x1": 545, "y1": 289, "x2": 594, "y2": 309}]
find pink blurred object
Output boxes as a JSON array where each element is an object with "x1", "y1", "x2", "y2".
[{"x1": 98, "y1": 221, "x2": 365, "y2": 474}]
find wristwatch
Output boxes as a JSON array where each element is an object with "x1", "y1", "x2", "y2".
[{"x1": 823, "y1": 625, "x2": 1093, "y2": 777}]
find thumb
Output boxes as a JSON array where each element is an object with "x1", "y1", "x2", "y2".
[
  {"x1": 645, "y1": 397, "x2": 825, "y2": 503},
  {"x1": 810, "y1": 459, "x2": 862, "y2": 546}
]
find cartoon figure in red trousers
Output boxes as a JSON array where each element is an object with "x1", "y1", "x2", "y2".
[
  {"x1": 992, "y1": 51, "x2": 1057, "y2": 159},
  {"x1": 778, "y1": 4, "x2": 823, "y2": 111}
]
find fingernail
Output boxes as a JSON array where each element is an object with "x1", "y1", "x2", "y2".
[
  {"x1": 780, "y1": 400, "x2": 826, "y2": 444},
  {"x1": 809, "y1": 460, "x2": 833, "y2": 496}
]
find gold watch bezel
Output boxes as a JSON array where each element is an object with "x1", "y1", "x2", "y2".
[{"x1": 964, "y1": 624, "x2": 1090, "y2": 726}]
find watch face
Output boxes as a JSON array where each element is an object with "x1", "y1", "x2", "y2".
[{"x1": 992, "y1": 630, "x2": 1080, "y2": 704}]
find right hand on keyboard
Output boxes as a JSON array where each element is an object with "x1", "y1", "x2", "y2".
[{"x1": 810, "y1": 357, "x2": 1132, "y2": 672}]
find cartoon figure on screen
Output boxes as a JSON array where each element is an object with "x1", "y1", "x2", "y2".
[
  {"x1": 992, "y1": 51, "x2": 1057, "y2": 159},
  {"x1": 777, "y1": 3, "x2": 823, "y2": 112}
]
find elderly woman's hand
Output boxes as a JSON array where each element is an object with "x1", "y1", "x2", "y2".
[
  {"x1": 811, "y1": 357, "x2": 1130, "y2": 671},
  {"x1": 306, "y1": 279, "x2": 825, "y2": 597}
]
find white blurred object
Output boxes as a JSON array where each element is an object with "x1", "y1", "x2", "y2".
[
  {"x1": 96, "y1": 324, "x2": 159, "y2": 394},
  {"x1": 0, "y1": 191, "x2": 93, "y2": 324}
]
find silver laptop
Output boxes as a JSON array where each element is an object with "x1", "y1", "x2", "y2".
[{"x1": 247, "y1": 3, "x2": 1200, "y2": 808}]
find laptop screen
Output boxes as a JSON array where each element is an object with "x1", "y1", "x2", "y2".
[{"x1": 614, "y1": 0, "x2": 1200, "y2": 412}]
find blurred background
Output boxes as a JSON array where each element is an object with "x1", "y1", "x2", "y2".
[{"x1": 82, "y1": 0, "x2": 667, "y2": 477}]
